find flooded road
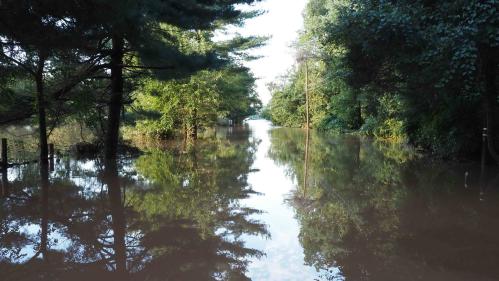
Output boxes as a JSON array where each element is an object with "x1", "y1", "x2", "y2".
[{"x1": 1, "y1": 120, "x2": 499, "y2": 280}]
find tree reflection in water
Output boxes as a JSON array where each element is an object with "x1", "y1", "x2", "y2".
[
  {"x1": 269, "y1": 128, "x2": 499, "y2": 281},
  {"x1": 0, "y1": 131, "x2": 266, "y2": 281}
]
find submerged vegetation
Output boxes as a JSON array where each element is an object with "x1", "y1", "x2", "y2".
[
  {"x1": 266, "y1": 0, "x2": 498, "y2": 158},
  {"x1": 1, "y1": 1, "x2": 499, "y2": 279},
  {"x1": 130, "y1": 66, "x2": 261, "y2": 139},
  {"x1": 0, "y1": 3, "x2": 265, "y2": 276},
  {"x1": 1, "y1": 0, "x2": 497, "y2": 161},
  {"x1": 0, "y1": 0, "x2": 263, "y2": 163}
]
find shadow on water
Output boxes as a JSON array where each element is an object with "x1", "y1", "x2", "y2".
[
  {"x1": 0, "y1": 131, "x2": 266, "y2": 281},
  {"x1": 268, "y1": 127, "x2": 499, "y2": 281}
]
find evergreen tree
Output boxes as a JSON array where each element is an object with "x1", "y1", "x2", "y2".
[
  {"x1": 69, "y1": 0, "x2": 262, "y2": 159},
  {"x1": 0, "y1": 0, "x2": 104, "y2": 162}
]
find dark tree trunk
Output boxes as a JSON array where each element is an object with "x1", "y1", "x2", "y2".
[
  {"x1": 352, "y1": 96, "x2": 362, "y2": 130},
  {"x1": 189, "y1": 109, "x2": 198, "y2": 140},
  {"x1": 1, "y1": 169, "x2": 8, "y2": 198},
  {"x1": 38, "y1": 61, "x2": 50, "y2": 258},
  {"x1": 191, "y1": 123, "x2": 198, "y2": 140},
  {"x1": 105, "y1": 35, "x2": 125, "y2": 160},
  {"x1": 105, "y1": 159, "x2": 127, "y2": 276},
  {"x1": 36, "y1": 55, "x2": 48, "y2": 164},
  {"x1": 357, "y1": 100, "x2": 362, "y2": 129}
]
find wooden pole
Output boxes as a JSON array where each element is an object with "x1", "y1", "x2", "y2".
[
  {"x1": 48, "y1": 143, "x2": 54, "y2": 158},
  {"x1": 305, "y1": 59, "x2": 310, "y2": 130},
  {"x1": 48, "y1": 143, "x2": 55, "y2": 172},
  {"x1": 1, "y1": 138, "x2": 7, "y2": 169}
]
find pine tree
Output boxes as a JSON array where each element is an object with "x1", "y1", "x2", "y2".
[
  {"x1": 70, "y1": 0, "x2": 262, "y2": 159},
  {"x1": 0, "y1": 0, "x2": 102, "y2": 162}
]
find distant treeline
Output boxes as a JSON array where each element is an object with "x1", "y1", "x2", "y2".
[{"x1": 264, "y1": 0, "x2": 498, "y2": 159}]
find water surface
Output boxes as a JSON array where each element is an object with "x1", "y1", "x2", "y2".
[{"x1": 1, "y1": 120, "x2": 499, "y2": 280}]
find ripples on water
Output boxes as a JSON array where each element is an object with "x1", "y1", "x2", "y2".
[{"x1": 1, "y1": 120, "x2": 499, "y2": 280}]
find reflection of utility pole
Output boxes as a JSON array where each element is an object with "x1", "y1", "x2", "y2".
[
  {"x1": 480, "y1": 127, "x2": 487, "y2": 201},
  {"x1": 303, "y1": 128, "x2": 310, "y2": 198}
]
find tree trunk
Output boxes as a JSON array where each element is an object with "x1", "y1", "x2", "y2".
[
  {"x1": 356, "y1": 100, "x2": 362, "y2": 129},
  {"x1": 105, "y1": 35, "x2": 124, "y2": 160},
  {"x1": 35, "y1": 55, "x2": 48, "y2": 164},
  {"x1": 190, "y1": 109, "x2": 198, "y2": 140},
  {"x1": 192, "y1": 123, "x2": 198, "y2": 140},
  {"x1": 352, "y1": 93, "x2": 362, "y2": 130}
]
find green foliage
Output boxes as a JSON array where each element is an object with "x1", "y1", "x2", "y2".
[
  {"x1": 260, "y1": 104, "x2": 272, "y2": 120},
  {"x1": 267, "y1": 69, "x2": 307, "y2": 128},
  {"x1": 0, "y1": 0, "x2": 263, "y2": 156},
  {"x1": 130, "y1": 65, "x2": 260, "y2": 138},
  {"x1": 267, "y1": 0, "x2": 499, "y2": 158},
  {"x1": 218, "y1": 67, "x2": 262, "y2": 123},
  {"x1": 132, "y1": 71, "x2": 219, "y2": 137}
]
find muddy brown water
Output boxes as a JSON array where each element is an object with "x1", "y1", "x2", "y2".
[{"x1": 1, "y1": 120, "x2": 499, "y2": 280}]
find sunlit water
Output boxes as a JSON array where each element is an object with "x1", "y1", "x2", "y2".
[
  {"x1": 242, "y1": 120, "x2": 335, "y2": 280},
  {"x1": 1, "y1": 120, "x2": 499, "y2": 280}
]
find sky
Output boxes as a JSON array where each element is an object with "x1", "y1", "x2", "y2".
[{"x1": 221, "y1": 0, "x2": 309, "y2": 105}]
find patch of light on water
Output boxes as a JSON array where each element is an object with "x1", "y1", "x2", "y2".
[
  {"x1": 6, "y1": 222, "x2": 71, "y2": 264},
  {"x1": 240, "y1": 120, "x2": 339, "y2": 281}
]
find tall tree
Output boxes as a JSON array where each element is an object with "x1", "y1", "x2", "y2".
[
  {"x1": 268, "y1": 0, "x2": 499, "y2": 158},
  {"x1": 0, "y1": 0, "x2": 105, "y2": 162},
  {"x1": 69, "y1": 0, "x2": 262, "y2": 159}
]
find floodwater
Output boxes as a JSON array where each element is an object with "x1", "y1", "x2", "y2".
[{"x1": 1, "y1": 120, "x2": 499, "y2": 281}]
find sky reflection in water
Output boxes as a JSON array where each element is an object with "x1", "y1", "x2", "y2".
[{"x1": 1, "y1": 120, "x2": 499, "y2": 280}]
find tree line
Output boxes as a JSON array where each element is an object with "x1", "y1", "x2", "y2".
[
  {"x1": 264, "y1": 0, "x2": 498, "y2": 159},
  {"x1": 0, "y1": 0, "x2": 263, "y2": 163}
]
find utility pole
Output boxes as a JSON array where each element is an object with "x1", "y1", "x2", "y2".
[
  {"x1": 298, "y1": 48, "x2": 317, "y2": 130},
  {"x1": 304, "y1": 59, "x2": 310, "y2": 130}
]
